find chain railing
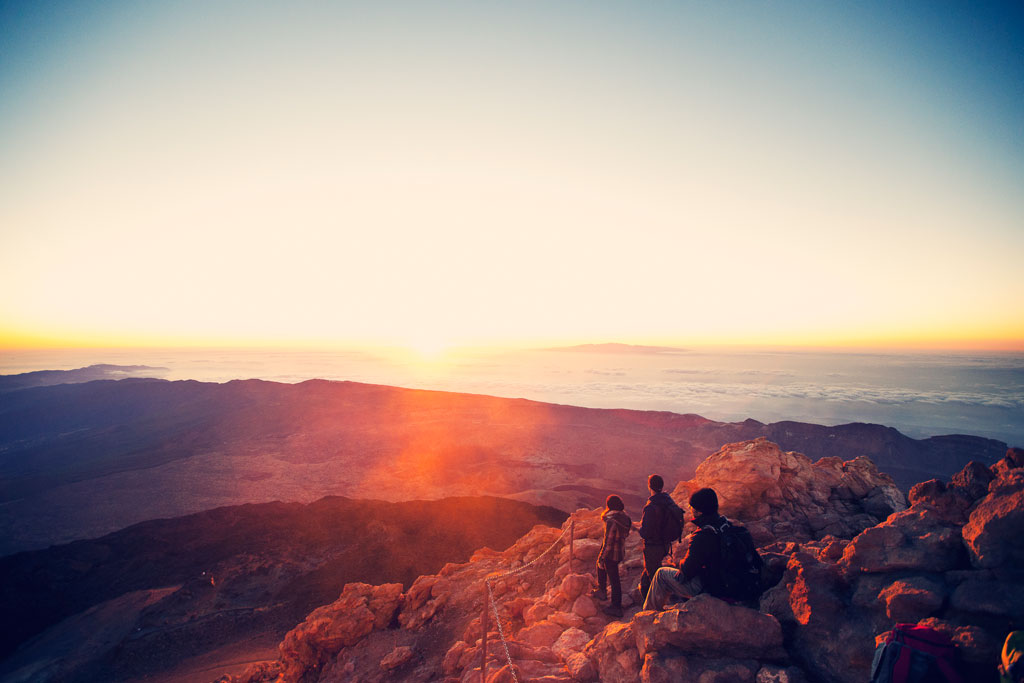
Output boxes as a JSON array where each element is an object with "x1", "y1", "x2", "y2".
[{"x1": 480, "y1": 520, "x2": 576, "y2": 682}]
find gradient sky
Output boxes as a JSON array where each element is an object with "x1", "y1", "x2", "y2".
[{"x1": 1, "y1": 1, "x2": 1022, "y2": 351}]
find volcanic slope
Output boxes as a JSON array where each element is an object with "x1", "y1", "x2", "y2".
[
  {"x1": 0, "y1": 377, "x2": 1008, "y2": 554},
  {"x1": 0, "y1": 495, "x2": 566, "y2": 682}
]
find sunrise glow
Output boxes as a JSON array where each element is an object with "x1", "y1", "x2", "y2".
[{"x1": 1, "y1": 2, "x2": 1022, "y2": 352}]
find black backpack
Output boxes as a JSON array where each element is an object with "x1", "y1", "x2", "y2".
[
  {"x1": 704, "y1": 520, "x2": 763, "y2": 602},
  {"x1": 657, "y1": 501, "x2": 684, "y2": 545}
]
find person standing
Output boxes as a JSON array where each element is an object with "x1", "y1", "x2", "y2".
[
  {"x1": 637, "y1": 474, "x2": 683, "y2": 602},
  {"x1": 592, "y1": 494, "x2": 631, "y2": 618}
]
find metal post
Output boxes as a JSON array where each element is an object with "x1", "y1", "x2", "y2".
[{"x1": 481, "y1": 580, "x2": 488, "y2": 682}]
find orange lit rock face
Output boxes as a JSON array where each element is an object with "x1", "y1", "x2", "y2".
[
  {"x1": 228, "y1": 440, "x2": 1024, "y2": 683},
  {"x1": 674, "y1": 437, "x2": 907, "y2": 544}
]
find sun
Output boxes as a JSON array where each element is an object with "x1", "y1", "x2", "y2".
[{"x1": 404, "y1": 335, "x2": 453, "y2": 360}]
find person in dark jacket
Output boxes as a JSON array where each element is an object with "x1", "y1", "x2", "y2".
[
  {"x1": 637, "y1": 474, "x2": 684, "y2": 601},
  {"x1": 591, "y1": 494, "x2": 631, "y2": 618},
  {"x1": 643, "y1": 487, "x2": 724, "y2": 610}
]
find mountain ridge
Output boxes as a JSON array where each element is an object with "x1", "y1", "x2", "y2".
[{"x1": 0, "y1": 377, "x2": 1008, "y2": 555}]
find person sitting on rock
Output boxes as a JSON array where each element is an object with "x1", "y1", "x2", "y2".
[
  {"x1": 591, "y1": 494, "x2": 632, "y2": 618},
  {"x1": 643, "y1": 487, "x2": 762, "y2": 610},
  {"x1": 638, "y1": 474, "x2": 684, "y2": 602}
]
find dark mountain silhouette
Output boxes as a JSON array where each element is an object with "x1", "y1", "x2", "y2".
[
  {"x1": 0, "y1": 495, "x2": 566, "y2": 682},
  {"x1": 0, "y1": 377, "x2": 1009, "y2": 555}
]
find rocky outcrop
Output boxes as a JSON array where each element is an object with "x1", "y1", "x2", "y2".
[
  {"x1": 672, "y1": 437, "x2": 906, "y2": 544},
  {"x1": 226, "y1": 440, "x2": 1023, "y2": 683},
  {"x1": 278, "y1": 583, "x2": 403, "y2": 681}
]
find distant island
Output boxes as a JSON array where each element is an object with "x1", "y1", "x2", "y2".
[
  {"x1": 0, "y1": 364, "x2": 166, "y2": 392},
  {"x1": 543, "y1": 342, "x2": 691, "y2": 354}
]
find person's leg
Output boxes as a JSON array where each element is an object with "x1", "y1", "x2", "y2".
[
  {"x1": 596, "y1": 565, "x2": 608, "y2": 595},
  {"x1": 640, "y1": 544, "x2": 667, "y2": 600},
  {"x1": 643, "y1": 568, "x2": 702, "y2": 611},
  {"x1": 607, "y1": 560, "x2": 622, "y2": 609}
]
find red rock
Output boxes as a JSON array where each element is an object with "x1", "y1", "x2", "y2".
[
  {"x1": 564, "y1": 651, "x2": 597, "y2": 682},
  {"x1": 443, "y1": 641, "x2": 471, "y2": 675},
  {"x1": 547, "y1": 610, "x2": 585, "y2": 630},
  {"x1": 962, "y1": 469, "x2": 1024, "y2": 569},
  {"x1": 380, "y1": 645, "x2": 414, "y2": 671},
  {"x1": 583, "y1": 621, "x2": 640, "y2": 683},
  {"x1": 676, "y1": 438, "x2": 904, "y2": 543},
  {"x1": 277, "y1": 582, "x2": 403, "y2": 681},
  {"x1": 400, "y1": 575, "x2": 451, "y2": 629},
  {"x1": 950, "y1": 461, "x2": 995, "y2": 501},
  {"x1": 840, "y1": 505, "x2": 965, "y2": 574},
  {"x1": 571, "y1": 595, "x2": 597, "y2": 618},
  {"x1": 552, "y1": 628, "x2": 591, "y2": 660},
  {"x1": 525, "y1": 602, "x2": 555, "y2": 626},
  {"x1": 762, "y1": 554, "x2": 875, "y2": 683},
  {"x1": 560, "y1": 574, "x2": 591, "y2": 601},
  {"x1": 632, "y1": 594, "x2": 783, "y2": 659},
  {"x1": 877, "y1": 577, "x2": 945, "y2": 622},
  {"x1": 518, "y1": 620, "x2": 565, "y2": 648}
]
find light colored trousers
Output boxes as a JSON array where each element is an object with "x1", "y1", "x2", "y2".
[{"x1": 642, "y1": 567, "x2": 703, "y2": 611}]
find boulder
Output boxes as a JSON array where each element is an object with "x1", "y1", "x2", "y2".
[
  {"x1": 962, "y1": 469, "x2": 1024, "y2": 570},
  {"x1": 906, "y1": 479, "x2": 971, "y2": 524},
  {"x1": 552, "y1": 628, "x2": 591, "y2": 660},
  {"x1": 762, "y1": 553, "x2": 875, "y2": 683},
  {"x1": 572, "y1": 595, "x2": 598, "y2": 618},
  {"x1": 517, "y1": 620, "x2": 565, "y2": 649},
  {"x1": 277, "y1": 582, "x2": 403, "y2": 681},
  {"x1": 584, "y1": 621, "x2": 641, "y2": 683},
  {"x1": 564, "y1": 651, "x2": 597, "y2": 682},
  {"x1": 677, "y1": 438, "x2": 905, "y2": 543},
  {"x1": 840, "y1": 505, "x2": 966, "y2": 574},
  {"x1": 877, "y1": 577, "x2": 946, "y2": 622},
  {"x1": 950, "y1": 461, "x2": 995, "y2": 501},
  {"x1": 560, "y1": 573, "x2": 592, "y2": 602},
  {"x1": 991, "y1": 447, "x2": 1024, "y2": 478},
  {"x1": 380, "y1": 645, "x2": 414, "y2": 671},
  {"x1": 632, "y1": 594, "x2": 783, "y2": 659},
  {"x1": 400, "y1": 575, "x2": 451, "y2": 629}
]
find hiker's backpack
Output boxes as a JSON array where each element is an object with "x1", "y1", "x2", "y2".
[
  {"x1": 659, "y1": 502, "x2": 684, "y2": 545},
  {"x1": 704, "y1": 520, "x2": 763, "y2": 602},
  {"x1": 870, "y1": 624, "x2": 962, "y2": 683}
]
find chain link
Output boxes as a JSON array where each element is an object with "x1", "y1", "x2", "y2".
[
  {"x1": 486, "y1": 579, "x2": 518, "y2": 683},
  {"x1": 482, "y1": 521, "x2": 574, "y2": 681},
  {"x1": 486, "y1": 524, "x2": 570, "y2": 580}
]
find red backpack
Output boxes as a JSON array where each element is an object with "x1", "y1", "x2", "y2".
[{"x1": 870, "y1": 624, "x2": 963, "y2": 683}]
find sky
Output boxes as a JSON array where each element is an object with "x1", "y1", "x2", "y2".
[{"x1": 1, "y1": 1, "x2": 1023, "y2": 352}]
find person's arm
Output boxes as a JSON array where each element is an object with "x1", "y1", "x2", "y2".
[
  {"x1": 638, "y1": 503, "x2": 653, "y2": 542},
  {"x1": 679, "y1": 531, "x2": 713, "y2": 581}
]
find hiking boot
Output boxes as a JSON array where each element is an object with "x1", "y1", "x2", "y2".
[
  {"x1": 590, "y1": 588, "x2": 608, "y2": 601},
  {"x1": 602, "y1": 605, "x2": 623, "y2": 619}
]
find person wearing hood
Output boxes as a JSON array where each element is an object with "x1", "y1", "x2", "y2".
[
  {"x1": 592, "y1": 494, "x2": 632, "y2": 618},
  {"x1": 637, "y1": 474, "x2": 684, "y2": 602}
]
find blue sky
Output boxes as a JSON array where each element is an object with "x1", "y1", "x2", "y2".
[{"x1": 1, "y1": 1, "x2": 1022, "y2": 350}]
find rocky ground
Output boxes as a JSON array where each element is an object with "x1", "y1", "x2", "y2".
[{"x1": 218, "y1": 440, "x2": 1024, "y2": 682}]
